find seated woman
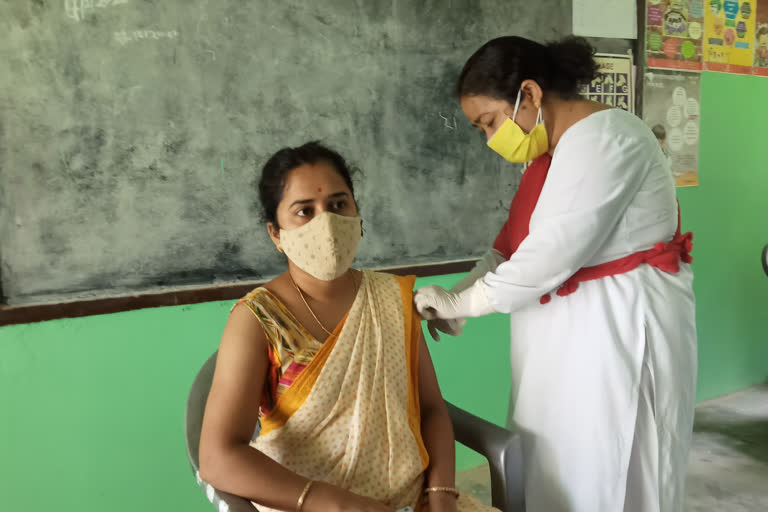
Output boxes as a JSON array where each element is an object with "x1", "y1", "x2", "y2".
[{"x1": 198, "y1": 142, "x2": 497, "y2": 512}]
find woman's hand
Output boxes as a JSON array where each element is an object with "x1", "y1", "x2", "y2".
[
  {"x1": 304, "y1": 481, "x2": 397, "y2": 512},
  {"x1": 425, "y1": 317, "x2": 466, "y2": 342},
  {"x1": 414, "y1": 286, "x2": 461, "y2": 320},
  {"x1": 414, "y1": 280, "x2": 495, "y2": 320}
]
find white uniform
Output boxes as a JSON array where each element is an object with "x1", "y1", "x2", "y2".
[{"x1": 483, "y1": 109, "x2": 697, "y2": 512}]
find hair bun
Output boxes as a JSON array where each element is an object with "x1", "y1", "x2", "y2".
[{"x1": 545, "y1": 36, "x2": 598, "y2": 89}]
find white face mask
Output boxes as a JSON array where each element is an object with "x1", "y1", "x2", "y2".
[{"x1": 279, "y1": 212, "x2": 362, "y2": 281}]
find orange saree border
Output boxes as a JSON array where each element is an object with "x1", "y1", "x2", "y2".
[{"x1": 258, "y1": 311, "x2": 348, "y2": 436}]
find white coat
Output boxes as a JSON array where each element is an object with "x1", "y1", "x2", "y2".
[{"x1": 483, "y1": 109, "x2": 697, "y2": 512}]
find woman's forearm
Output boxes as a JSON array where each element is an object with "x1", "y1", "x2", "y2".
[
  {"x1": 200, "y1": 443, "x2": 308, "y2": 511},
  {"x1": 420, "y1": 404, "x2": 457, "y2": 488},
  {"x1": 200, "y1": 443, "x2": 397, "y2": 512}
]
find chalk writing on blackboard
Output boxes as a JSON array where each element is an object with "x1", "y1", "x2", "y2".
[
  {"x1": 65, "y1": 0, "x2": 129, "y2": 22},
  {"x1": 438, "y1": 113, "x2": 457, "y2": 130},
  {"x1": 114, "y1": 30, "x2": 179, "y2": 45}
]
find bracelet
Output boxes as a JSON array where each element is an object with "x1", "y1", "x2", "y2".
[
  {"x1": 296, "y1": 480, "x2": 314, "y2": 512},
  {"x1": 424, "y1": 486, "x2": 460, "y2": 498}
]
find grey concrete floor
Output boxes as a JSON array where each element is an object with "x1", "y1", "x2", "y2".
[{"x1": 456, "y1": 385, "x2": 768, "y2": 511}]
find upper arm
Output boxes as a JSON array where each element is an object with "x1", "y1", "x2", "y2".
[
  {"x1": 416, "y1": 331, "x2": 446, "y2": 416},
  {"x1": 200, "y1": 304, "x2": 270, "y2": 453}
]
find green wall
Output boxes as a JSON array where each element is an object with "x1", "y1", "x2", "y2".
[
  {"x1": 1, "y1": 71, "x2": 766, "y2": 512},
  {"x1": 678, "y1": 72, "x2": 768, "y2": 400}
]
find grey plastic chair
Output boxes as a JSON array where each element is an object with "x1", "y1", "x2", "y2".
[{"x1": 185, "y1": 352, "x2": 525, "y2": 512}]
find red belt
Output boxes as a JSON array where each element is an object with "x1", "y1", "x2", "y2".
[{"x1": 540, "y1": 208, "x2": 694, "y2": 305}]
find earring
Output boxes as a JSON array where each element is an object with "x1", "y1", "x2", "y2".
[{"x1": 276, "y1": 242, "x2": 283, "y2": 253}]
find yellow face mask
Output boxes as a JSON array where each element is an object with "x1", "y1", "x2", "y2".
[{"x1": 487, "y1": 90, "x2": 549, "y2": 163}]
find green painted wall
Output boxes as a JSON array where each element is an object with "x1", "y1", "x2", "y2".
[
  {"x1": 1, "y1": 71, "x2": 765, "y2": 512},
  {"x1": 678, "y1": 72, "x2": 768, "y2": 401}
]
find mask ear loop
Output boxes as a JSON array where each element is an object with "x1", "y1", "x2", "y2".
[
  {"x1": 515, "y1": 90, "x2": 537, "y2": 170},
  {"x1": 512, "y1": 89, "x2": 523, "y2": 122},
  {"x1": 513, "y1": 91, "x2": 530, "y2": 170},
  {"x1": 524, "y1": 107, "x2": 545, "y2": 171}
]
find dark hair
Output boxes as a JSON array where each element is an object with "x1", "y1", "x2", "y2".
[
  {"x1": 258, "y1": 141, "x2": 358, "y2": 227},
  {"x1": 651, "y1": 124, "x2": 666, "y2": 140},
  {"x1": 457, "y1": 35, "x2": 599, "y2": 102}
]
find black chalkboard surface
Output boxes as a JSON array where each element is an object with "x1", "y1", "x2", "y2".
[{"x1": 0, "y1": 0, "x2": 628, "y2": 306}]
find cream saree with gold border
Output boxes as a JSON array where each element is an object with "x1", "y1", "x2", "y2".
[{"x1": 245, "y1": 270, "x2": 497, "y2": 512}]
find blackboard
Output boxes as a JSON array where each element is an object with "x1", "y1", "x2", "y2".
[{"x1": 0, "y1": 0, "x2": 630, "y2": 306}]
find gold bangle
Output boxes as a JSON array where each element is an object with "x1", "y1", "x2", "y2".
[
  {"x1": 424, "y1": 486, "x2": 460, "y2": 498},
  {"x1": 296, "y1": 480, "x2": 314, "y2": 512}
]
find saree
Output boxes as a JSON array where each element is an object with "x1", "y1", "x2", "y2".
[{"x1": 241, "y1": 270, "x2": 497, "y2": 512}]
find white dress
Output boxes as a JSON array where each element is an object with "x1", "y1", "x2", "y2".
[{"x1": 482, "y1": 109, "x2": 697, "y2": 512}]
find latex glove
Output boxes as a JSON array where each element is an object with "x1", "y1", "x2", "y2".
[
  {"x1": 423, "y1": 249, "x2": 506, "y2": 341},
  {"x1": 414, "y1": 279, "x2": 496, "y2": 320},
  {"x1": 426, "y1": 317, "x2": 467, "y2": 342}
]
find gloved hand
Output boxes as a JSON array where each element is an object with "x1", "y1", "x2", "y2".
[
  {"x1": 426, "y1": 317, "x2": 467, "y2": 342},
  {"x1": 422, "y1": 249, "x2": 506, "y2": 341},
  {"x1": 414, "y1": 279, "x2": 496, "y2": 320}
]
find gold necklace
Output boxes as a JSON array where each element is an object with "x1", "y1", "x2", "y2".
[{"x1": 288, "y1": 271, "x2": 358, "y2": 338}]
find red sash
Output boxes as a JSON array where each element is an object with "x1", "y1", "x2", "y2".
[{"x1": 492, "y1": 155, "x2": 694, "y2": 305}]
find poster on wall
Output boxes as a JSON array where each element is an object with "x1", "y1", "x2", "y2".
[
  {"x1": 703, "y1": 0, "x2": 757, "y2": 73},
  {"x1": 646, "y1": 0, "x2": 705, "y2": 71},
  {"x1": 643, "y1": 72, "x2": 701, "y2": 187},
  {"x1": 754, "y1": 0, "x2": 768, "y2": 75},
  {"x1": 578, "y1": 53, "x2": 635, "y2": 112}
]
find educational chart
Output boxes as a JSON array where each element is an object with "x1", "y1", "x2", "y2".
[
  {"x1": 754, "y1": 0, "x2": 768, "y2": 75},
  {"x1": 643, "y1": 72, "x2": 701, "y2": 187},
  {"x1": 646, "y1": 0, "x2": 706, "y2": 70},
  {"x1": 578, "y1": 54, "x2": 635, "y2": 112},
  {"x1": 703, "y1": 0, "x2": 757, "y2": 73}
]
